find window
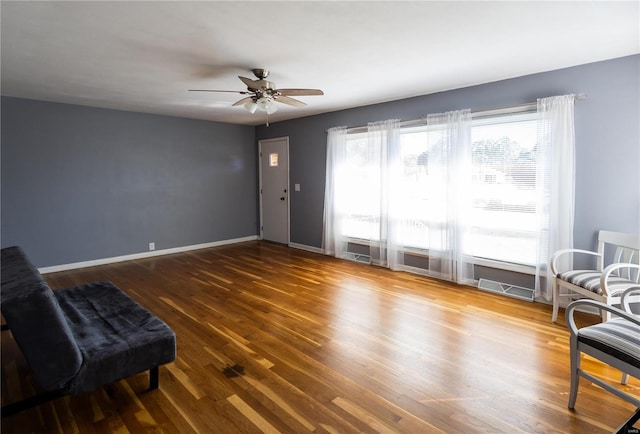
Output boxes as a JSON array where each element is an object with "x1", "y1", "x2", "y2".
[
  {"x1": 340, "y1": 132, "x2": 381, "y2": 240},
  {"x1": 393, "y1": 124, "x2": 449, "y2": 252},
  {"x1": 468, "y1": 111, "x2": 538, "y2": 265},
  {"x1": 341, "y1": 109, "x2": 539, "y2": 268},
  {"x1": 326, "y1": 96, "x2": 575, "y2": 297}
]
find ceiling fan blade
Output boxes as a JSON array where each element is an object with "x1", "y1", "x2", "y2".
[
  {"x1": 277, "y1": 89, "x2": 324, "y2": 96},
  {"x1": 275, "y1": 95, "x2": 307, "y2": 107},
  {"x1": 189, "y1": 89, "x2": 249, "y2": 94},
  {"x1": 238, "y1": 76, "x2": 259, "y2": 90},
  {"x1": 232, "y1": 97, "x2": 254, "y2": 107}
]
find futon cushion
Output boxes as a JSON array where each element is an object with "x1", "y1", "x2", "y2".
[
  {"x1": 1, "y1": 246, "x2": 83, "y2": 392},
  {"x1": 558, "y1": 269, "x2": 638, "y2": 296},
  {"x1": 54, "y1": 281, "x2": 176, "y2": 394},
  {"x1": 578, "y1": 319, "x2": 640, "y2": 369}
]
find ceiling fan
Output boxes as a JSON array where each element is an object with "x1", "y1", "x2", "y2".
[{"x1": 189, "y1": 68, "x2": 324, "y2": 115}]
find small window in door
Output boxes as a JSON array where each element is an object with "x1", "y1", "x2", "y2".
[{"x1": 269, "y1": 153, "x2": 278, "y2": 167}]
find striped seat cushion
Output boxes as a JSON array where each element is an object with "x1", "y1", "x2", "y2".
[
  {"x1": 558, "y1": 269, "x2": 638, "y2": 296},
  {"x1": 578, "y1": 319, "x2": 640, "y2": 369}
]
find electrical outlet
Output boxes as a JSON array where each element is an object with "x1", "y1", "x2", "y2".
[{"x1": 149, "y1": 242, "x2": 155, "y2": 251}]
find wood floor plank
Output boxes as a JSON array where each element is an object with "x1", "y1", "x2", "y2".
[
  {"x1": 2, "y1": 241, "x2": 638, "y2": 433},
  {"x1": 332, "y1": 396, "x2": 402, "y2": 434},
  {"x1": 226, "y1": 394, "x2": 280, "y2": 433}
]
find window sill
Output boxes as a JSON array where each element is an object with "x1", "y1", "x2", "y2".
[
  {"x1": 468, "y1": 256, "x2": 536, "y2": 275},
  {"x1": 345, "y1": 237, "x2": 537, "y2": 275}
]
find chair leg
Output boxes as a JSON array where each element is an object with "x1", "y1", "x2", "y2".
[
  {"x1": 622, "y1": 372, "x2": 630, "y2": 385},
  {"x1": 552, "y1": 282, "x2": 560, "y2": 323},
  {"x1": 568, "y1": 337, "x2": 580, "y2": 409},
  {"x1": 149, "y1": 366, "x2": 159, "y2": 390}
]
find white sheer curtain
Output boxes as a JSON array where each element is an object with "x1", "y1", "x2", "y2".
[
  {"x1": 443, "y1": 109, "x2": 474, "y2": 284},
  {"x1": 322, "y1": 121, "x2": 401, "y2": 265},
  {"x1": 535, "y1": 94, "x2": 576, "y2": 299},
  {"x1": 322, "y1": 126, "x2": 348, "y2": 258},
  {"x1": 324, "y1": 100, "x2": 575, "y2": 295},
  {"x1": 387, "y1": 110, "x2": 473, "y2": 283},
  {"x1": 367, "y1": 120, "x2": 400, "y2": 266},
  {"x1": 323, "y1": 112, "x2": 473, "y2": 285}
]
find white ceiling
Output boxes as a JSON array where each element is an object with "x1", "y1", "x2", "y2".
[{"x1": 2, "y1": 1, "x2": 638, "y2": 126}]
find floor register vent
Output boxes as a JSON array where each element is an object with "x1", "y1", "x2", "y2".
[
  {"x1": 347, "y1": 253, "x2": 371, "y2": 264},
  {"x1": 477, "y1": 278, "x2": 534, "y2": 302}
]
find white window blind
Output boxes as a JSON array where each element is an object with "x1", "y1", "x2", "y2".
[{"x1": 468, "y1": 111, "x2": 539, "y2": 265}]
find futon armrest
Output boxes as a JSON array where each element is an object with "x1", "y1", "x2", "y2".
[{"x1": 1, "y1": 247, "x2": 83, "y2": 392}]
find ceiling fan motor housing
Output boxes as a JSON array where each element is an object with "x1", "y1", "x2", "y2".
[{"x1": 252, "y1": 69, "x2": 269, "y2": 79}]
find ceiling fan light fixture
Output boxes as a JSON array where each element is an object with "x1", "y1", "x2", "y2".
[
  {"x1": 244, "y1": 100, "x2": 258, "y2": 113},
  {"x1": 257, "y1": 96, "x2": 278, "y2": 114},
  {"x1": 266, "y1": 102, "x2": 277, "y2": 115}
]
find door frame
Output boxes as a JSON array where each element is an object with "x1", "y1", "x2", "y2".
[{"x1": 258, "y1": 136, "x2": 290, "y2": 244}]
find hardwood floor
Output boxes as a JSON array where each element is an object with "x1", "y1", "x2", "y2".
[{"x1": 2, "y1": 241, "x2": 638, "y2": 433}]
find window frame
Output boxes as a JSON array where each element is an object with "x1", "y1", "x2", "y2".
[
  {"x1": 340, "y1": 103, "x2": 539, "y2": 275},
  {"x1": 466, "y1": 106, "x2": 539, "y2": 270}
]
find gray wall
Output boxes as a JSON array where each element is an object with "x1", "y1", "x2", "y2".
[
  {"x1": 1, "y1": 97, "x2": 257, "y2": 267},
  {"x1": 256, "y1": 55, "x2": 640, "y2": 254},
  {"x1": 2, "y1": 55, "x2": 638, "y2": 269}
]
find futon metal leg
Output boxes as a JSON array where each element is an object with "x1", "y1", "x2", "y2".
[
  {"x1": 149, "y1": 366, "x2": 159, "y2": 390},
  {"x1": 1, "y1": 389, "x2": 65, "y2": 418}
]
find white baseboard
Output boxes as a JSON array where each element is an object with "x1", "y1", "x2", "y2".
[
  {"x1": 288, "y1": 242, "x2": 323, "y2": 254},
  {"x1": 38, "y1": 235, "x2": 259, "y2": 274}
]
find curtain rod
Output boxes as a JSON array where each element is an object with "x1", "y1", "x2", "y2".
[
  {"x1": 329, "y1": 93, "x2": 587, "y2": 133},
  {"x1": 471, "y1": 92, "x2": 586, "y2": 117}
]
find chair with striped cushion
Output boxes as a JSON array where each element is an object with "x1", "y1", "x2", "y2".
[
  {"x1": 566, "y1": 296, "x2": 640, "y2": 432},
  {"x1": 621, "y1": 287, "x2": 640, "y2": 385},
  {"x1": 550, "y1": 230, "x2": 640, "y2": 322}
]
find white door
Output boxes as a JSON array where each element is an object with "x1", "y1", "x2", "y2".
[{"x1": 259, "y1": 137, "x2": 289, "y2": 244}]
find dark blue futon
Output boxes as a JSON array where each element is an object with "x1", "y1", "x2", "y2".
[{"x1": 1, "y1": 246, "x2": 176, "y2": 417}]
